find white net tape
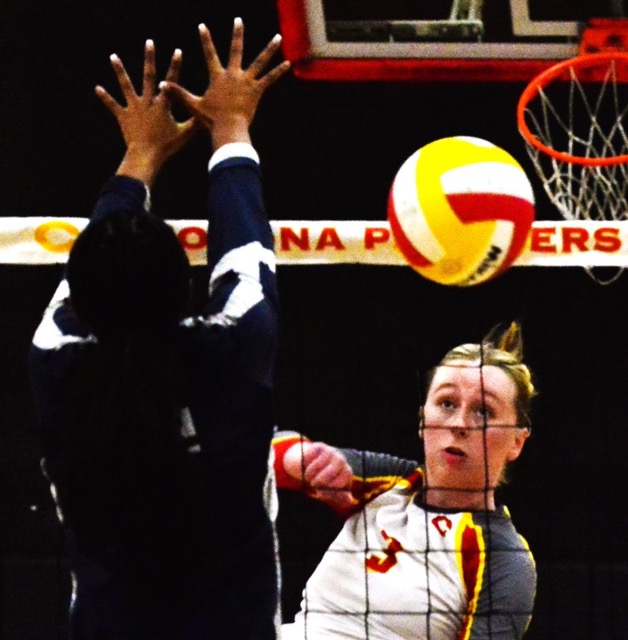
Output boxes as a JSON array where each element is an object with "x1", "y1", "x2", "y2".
[
  {"x1": 520, "y1": 56, "x2": 628, "y2": 283},
  {"x1": 3, "y1": 217, "x2": 628, "y2": 268}
]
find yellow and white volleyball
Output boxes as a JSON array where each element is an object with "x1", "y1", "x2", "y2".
[{"x1": 387, "y1": 136, "x2": 535, "y2": 286}]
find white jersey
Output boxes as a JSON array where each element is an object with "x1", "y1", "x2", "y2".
[{"x1": 275, "y1": 437, "x2": 536, "y2": 640}]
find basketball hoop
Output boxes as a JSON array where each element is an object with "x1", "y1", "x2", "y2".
[{"x1": 517, "y1": 42, "x2": 628, "y2": 284}]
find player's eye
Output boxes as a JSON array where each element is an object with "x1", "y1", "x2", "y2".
[{"x1": 474, "y1": 405, "x2": 494, "y2": 420}]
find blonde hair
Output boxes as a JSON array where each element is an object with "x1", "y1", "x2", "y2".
[{"x1": 427, "y1": 322, "x2": 536, "y2": 430}]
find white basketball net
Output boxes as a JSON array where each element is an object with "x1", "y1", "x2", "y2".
[{"x1": 520, "y1": 56, "x2": 628, "y2": 283}]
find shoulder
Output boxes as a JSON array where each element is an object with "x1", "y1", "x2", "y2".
[
  {"x1": 466, "y1": 508, "x2": 534, "y2": 553},
  {"x1": 456, "y1": 510, "x2": 536, "y2": 637},
  {"x1": 470, "y1": 509, "x2": 537, "y2": 595}
]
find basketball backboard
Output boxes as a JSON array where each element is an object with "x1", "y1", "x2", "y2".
[{"x1": 277, "y1": 0, "x2": 627, "y2": 81}]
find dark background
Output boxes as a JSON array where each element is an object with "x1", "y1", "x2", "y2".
[{"x1": 1, "y1": 1, "x2": 628, "y2": 639}]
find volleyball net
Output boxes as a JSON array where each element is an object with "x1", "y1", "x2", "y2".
[{"x1": 4, "y1": 217, "x2": 628, "y2": 269}]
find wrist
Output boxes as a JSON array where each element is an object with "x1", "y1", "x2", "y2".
[
  {"x1": 116, "y1": 145, "x2": 164, "y2": 188},
  {"x1": 209, "y1": 116, "x2": 252, "y2": 150},
  {"x1": 208, "y1": 142, "x2": 259, "y2": 171}
]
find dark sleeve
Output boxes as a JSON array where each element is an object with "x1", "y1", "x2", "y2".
[
  {"x1": 29, "y1": 279, "x2": 92, "y2": 474},
  {"x1": 205, "y1": 156, "x2": 277, "y2": 313},
  {"x1": 462, "y1": 514, "x2": 537, "y2": 640},
  {"x1": 207, "y1": 157, "x2": 274, "y2": 266},
  {"x1": 186, "y1": 156, "x2": 278, "y2": 387},
  {"x1": 466, "y1": 547, "x2": 536, "y2": 640},
  {"x1": 90, "y1": 175, "x2": 148, "y2": 223},
  {"x1": 340, "y1": 448, "x2": 419, "y2": 479}
]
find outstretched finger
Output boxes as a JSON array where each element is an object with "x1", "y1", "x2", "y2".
[
  {"x1": 198, "y1": 23, "x2": 223, "y2": 75},
  {"x1": 163, "y1": 48, "x2": 183, "y2": 87},
  {"x1": 142, "y1": 39, "x2": 157, "y2": 97},
  {"x1": 110, "y1": 54, "x2": 138, "y2": 102},
  {"x1": 227, "y1": 17, "x2": 244, "y2": 70},
  {"x1": 160, "y1": 81, "x2": 201, "y2": 117},
  {"x1": 247, "y1": 33, "x2": 283, "y2": 77},
  {"x1": 94, "y1": 85, "x2": 122, "y2": 117},
  {"x1": 257, "y1": 59, "x2": 291, "y2": 90}
]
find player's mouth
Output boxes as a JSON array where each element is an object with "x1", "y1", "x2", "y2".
[{"x1": 444, "y1": 446, "x2": 466, "y2": 459}]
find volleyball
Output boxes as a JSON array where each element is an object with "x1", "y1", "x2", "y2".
[{"x1": 387, "y1": 136, "x2": 535, "y2": 286}]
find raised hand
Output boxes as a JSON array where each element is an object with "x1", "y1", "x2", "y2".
[
  {"x1": 161, "y1": 18, "x2": 290, "y2": 149},
  {"x1": 96, "y1": 39, "x2": 198, "y2": 186},
  {"x1": 283, "y1": 441, "x2": 357, "y2": 513}
]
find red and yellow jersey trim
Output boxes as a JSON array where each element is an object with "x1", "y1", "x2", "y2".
[
  {"x1": 455, "y1": 513, "x2": 487, "y2": 640},
  {"x1": 272, "y1": 432, "x2": 425, "y2": 515},
  {"x1": 351, "y1": 467, "x2": 424, "y2": 506},
  {"x1": 272, "y1": 432, "x2": 311, "y2": 491}
]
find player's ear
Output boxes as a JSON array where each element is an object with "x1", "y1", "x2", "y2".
[
  {"x1": 418, "y1": 406, "x2": 425, "y2": 439},
  {"x1": 507, "y1": 427, "x2": 530, "y2": 462}
]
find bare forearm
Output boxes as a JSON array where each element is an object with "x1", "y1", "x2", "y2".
[
  {"x1": 209, "y1": 116, "x2": 252, "y2": 150},
  {"x1": 115, "y1": 145, "x2": 164, "y2": 187}
]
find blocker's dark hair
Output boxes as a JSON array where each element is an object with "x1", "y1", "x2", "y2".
[
  {"x1": 62, "y1": 211, "x2": 212, "y2": 600},
  {"x1": 67, "y1": 210, "x2": 190, "y2": 339}
]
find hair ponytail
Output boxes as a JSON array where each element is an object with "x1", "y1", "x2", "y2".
[{"x1": 483, "y1": 321, "x2": 524, "y2": 361}]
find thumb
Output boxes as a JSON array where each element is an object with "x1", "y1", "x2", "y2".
[
  {"x1": 336, "y1": 491, "x2": 359, "y2": 510},
  {"x1": 313, "y1": 488, "x2": 358, "y2": 512},
  {"x1": 159, "y1": 81, "x2": 200, "y2": 115},
  {"x1": 179, "y1": 117, "x2": 201, "y2": 139}
]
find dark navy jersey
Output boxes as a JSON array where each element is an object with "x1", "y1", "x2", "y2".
[{"x1": 30, "y1": 146, "x2": 279, "y2": 639}]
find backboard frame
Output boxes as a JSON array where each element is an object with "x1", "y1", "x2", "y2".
[{"x1": 276, "y1": 0, "x2": 586, "y2": 82}]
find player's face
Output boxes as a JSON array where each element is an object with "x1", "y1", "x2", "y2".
[{"x1": 421, "y1": 361, "x2": 528, "y2": 510}]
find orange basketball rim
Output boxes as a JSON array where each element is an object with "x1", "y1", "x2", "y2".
[{"x1": 517, "y1": 51, "x2": 628, "y2": 167}]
